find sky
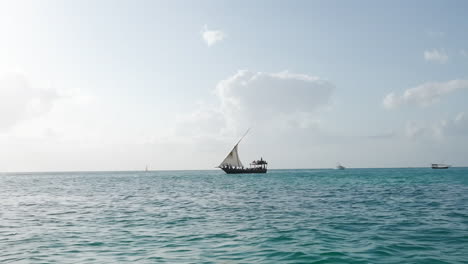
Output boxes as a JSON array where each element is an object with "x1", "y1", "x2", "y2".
[{"x1": 1, "y1": 0, "x2": 468, "y2": 171}]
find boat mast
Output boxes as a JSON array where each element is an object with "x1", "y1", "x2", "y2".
[
  {"x1": 235, "y1": 128, "x2": 250, "y2": 146},
  {"x1": 233, "y1": 128, "x2": 250, "y2": 166}
]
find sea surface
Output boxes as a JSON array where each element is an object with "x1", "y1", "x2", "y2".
[{"x1": 1, "y1": 168, "x2": 467, "y2": 263}]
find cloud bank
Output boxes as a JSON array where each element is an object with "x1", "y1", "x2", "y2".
[
  {"x1": 201, "y1": 25, "x2": 226, "y2": 47},
  {"x1": 383, "y1": 79, "x2": 468, "y2": 109}
]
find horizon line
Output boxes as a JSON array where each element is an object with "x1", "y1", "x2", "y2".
[{"x1": 1, "y1": 166, "x2": 466, "y2": 174}]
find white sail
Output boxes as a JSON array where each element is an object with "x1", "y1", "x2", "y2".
[
  {"x1": 219, "y1": 144, "x2": 243, "y2": 168},
  {"x1": 219, "y1": 129, "x2": 250, "y2": 168}
]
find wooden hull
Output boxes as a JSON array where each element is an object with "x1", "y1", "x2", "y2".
[
  {"x1": 432, "y1": 166, "x2": 449, "y2": 169},
  {"x1": 221, "y1": 167, "x2": 267, "y2": 174}
]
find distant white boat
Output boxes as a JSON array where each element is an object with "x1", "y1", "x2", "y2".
[
  {"x1": 431, "y1": 163, "x2": 450, "y2": 169},
  {"x1": 336, "y1": 163, "x2": 346, "y2": 170}
]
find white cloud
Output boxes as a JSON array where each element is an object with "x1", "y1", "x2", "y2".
[
  {"x1": 174, "y1": 70, "x2": 334, "y2": 142},
  {"x1": 0, "y1": 73, "x2": 60, "y2": 131},
  {"x1": 383, "y1": 79, "x2": 468, "y2": 109},
  {"x1": 201, "y1": 25, "x2": 226, "y2": 47},
  {"x1": 424, "y1": 49, "x2": 448, "y2": 63},
  {"x1": 382, "y1": 92, "x2": 400, "y2": 109},
  {"x1": 215, "y1": 70, "x2": 334, "y2": 133}
]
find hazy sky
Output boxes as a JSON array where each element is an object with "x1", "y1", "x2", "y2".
[{"x1": 1, "y1": 0, "x2": 468, "y2": 171}]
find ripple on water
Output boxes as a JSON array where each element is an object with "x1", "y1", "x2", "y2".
[{"x1": 0, "y1": 168, "x2": 467, "y2": 263}]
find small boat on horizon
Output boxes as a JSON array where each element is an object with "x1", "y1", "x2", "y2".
[
  {"x1": 218, "y1": 129, "x2": 267, "y2": 174},
  {"x1": 336, "y1": 163, "x2": 346, "y2": 170},
  {"x1": 431, "y1": 163, "x2": 450, "y2": 169}
]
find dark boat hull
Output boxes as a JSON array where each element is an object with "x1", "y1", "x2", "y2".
[
  {"x1": 432, "y1": 167, "x2": 449, "y2": 169},
  {"x1": 221, "y1": 167, "x2": 267, "y2": 174}
]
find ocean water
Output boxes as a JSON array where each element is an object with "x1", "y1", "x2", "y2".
[{"x1": 1, "y1": 168, "x2": 467, "y2": 264}]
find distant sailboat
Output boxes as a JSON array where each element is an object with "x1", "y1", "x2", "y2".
[
  {"x1": 145, "y1": 165, "x2": 148, "y2": 172},
  {"x1": 218, "y1": 129, "x2": 267, "y2": 174}
]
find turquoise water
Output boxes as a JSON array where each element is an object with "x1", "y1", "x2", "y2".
[{"x1": 1, "y1": 168, "x2": 467, "y2": 263}]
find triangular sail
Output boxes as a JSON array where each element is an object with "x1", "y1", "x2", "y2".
[
  {"x1": 219, "y1": 144, "x2": 243, "y2": 168},
  {"x1": 219, "y1": 129, "x2": 250, "y2": 168}
]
